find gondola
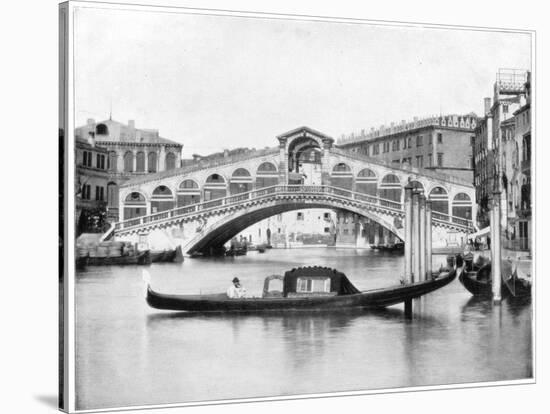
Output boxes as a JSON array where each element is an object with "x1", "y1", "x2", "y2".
[
  {"x1": 77, "y1": 250, "x2": 151, "y2": 267},
  {"x1": 149, "y1": 246, "x2": 184, "y2": 263},
  {"x1": 502, "y1": 269, "x2": 531, "y2": 298},
  {"x1": 458, "y1": 262, "x2": 496, "y2": 296},
  {"x1": 225, "y1": 248, "x2": 247, "y2": 257},
  {"x1": 145, "y1": 264, "x2": 457, "y2": 313}
]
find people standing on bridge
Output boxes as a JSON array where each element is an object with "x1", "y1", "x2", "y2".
[{"x1": 227, "y1": 277, "x2": 247, "y2": 299}]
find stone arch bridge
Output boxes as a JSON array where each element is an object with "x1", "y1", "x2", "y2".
[{"x1": 111, "y1": 127, "x2": 476, "y2": 255}]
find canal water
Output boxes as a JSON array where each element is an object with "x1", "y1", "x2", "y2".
[{"x1": 75, "y1": 248, "x2": 532, "y2": 410}]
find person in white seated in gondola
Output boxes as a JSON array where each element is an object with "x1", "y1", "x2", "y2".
[{"x1": 227, "y1": 277, "x2": 247, "y2": 298}]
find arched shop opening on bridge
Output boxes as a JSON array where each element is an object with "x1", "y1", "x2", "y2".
[
  {"x1": 379, "y1": 174, "x2": 402, "y2": 202},
  {"x1": 230, "y1": 168, "x2": 253, "y2": 194},
  {"x1": 356, "y1": 168, "x2": 377, "y2": 196},
  {"x1": 177, "y1": 179, "x2": 200, "y2": 207},
  {"x1": 123, "y1": 192, "x2": 147, "y2": 220},
  {"x1": 204, "y1": 173, "x2": 227, "y2": 201},
  {"x1": 151, "y1": 185, "x2": 175, "y2": 213},
  {"x1": 256, "y1": 162, "x2": 279, "y2": 188},
  {"x1": 452, "y1": 192, "x2": 473, "y2": 219},
  {"x1": 429, "y1": 186, "x2": 449, "y2": 215},
  {"x1": 287, "y1": 135, "x2": 323, "y2": 185},
  {"x1": 331, "y1": 163, "x2": 353, "y2": 190}
]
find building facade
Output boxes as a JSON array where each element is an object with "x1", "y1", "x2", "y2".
[
  {"x1": 473, "y1": 69, "x2": 528, "y2": 228},
  {"x1": 75, "y1": 118, "x2": 183, "y2": 221},
  {"x1": 236, "y1": 209, "x2": 336, "y2": 248},
  {"x1": 501, "y1": 72, "x2": 531, "y2": 253},
  {"x1": 75, "y1": 133, "x2": 109, "y2": 234},
  {"x1": 337, "y1": 113, "x2": 478, "y2": 182}
]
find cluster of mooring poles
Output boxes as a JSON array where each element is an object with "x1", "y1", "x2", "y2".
[
  {"x1": 403, "y1": 182, "x2": 433, "y2": 318},
  {"x1": 490, "y1": 190, "x2": 502, "y2": 304}
]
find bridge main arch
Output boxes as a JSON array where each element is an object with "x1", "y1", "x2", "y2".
[{"x1": 184, "y1": 197, "x2": 402, "y2": 255}]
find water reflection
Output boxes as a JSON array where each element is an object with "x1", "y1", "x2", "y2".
[{"x1": 76, "y1": 248, "x2": 532, "y2": 410}]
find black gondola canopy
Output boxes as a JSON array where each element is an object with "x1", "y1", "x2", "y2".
[{"x1": 282, "y1": 266, "x2": 360, "y2": 296}]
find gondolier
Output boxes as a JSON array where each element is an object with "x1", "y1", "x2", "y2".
[{"x1": 227, "y1": 277, "x2": 247, "y2": 298}]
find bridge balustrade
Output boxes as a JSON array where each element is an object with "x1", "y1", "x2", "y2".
[{"x1": 115, "y1": 184, "x2": 472, "y2": 233}]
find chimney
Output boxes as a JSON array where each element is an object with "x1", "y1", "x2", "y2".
[
  {"x1": 223, "y1": 149, "x2": 229, "y2": 158},
  {"x1": 484, "y1": 98, "x2": 492, "y2": 116},
  {"x1": 128, "y1": 120, "x2": 135, "y2": 129},
  {"x1": 86, "y1": 118, "x2": 95, "y2": 126},
  {"x1": 87, "y1": 131, "x2": 95, "y2": 147}
]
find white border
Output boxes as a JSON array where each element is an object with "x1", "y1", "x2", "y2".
[
  {"x1": 62, "y1": 2, "x2": 537, "y2": 412},
  {"x1": 3, "y1": 1, "x2": 544, "y2": 414}
]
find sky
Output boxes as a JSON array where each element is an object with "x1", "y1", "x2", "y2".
[{"x1": 73, "y1": 5, "x2": 532, "y2": 158}]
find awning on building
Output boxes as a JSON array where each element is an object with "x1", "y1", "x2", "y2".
[{"x1": 468, "y1": 226, "x2": 490, "y2": 240}]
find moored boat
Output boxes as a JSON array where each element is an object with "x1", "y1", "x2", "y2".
[
  {"x1": 77, "y1": 250, "x2": 151, "y2": 267},
  {"x1": 149, "y1": 246, "x2": 185, "y2": 263},
  {"x1": 458, "y1": 263, "x2": 495, "y2": 296},
  {"x1": 502, "y1": 269, "x2": 531, "y2": 298},
  {"x1": 145, "y1": 264, "x2": 457, "y2": 313}
]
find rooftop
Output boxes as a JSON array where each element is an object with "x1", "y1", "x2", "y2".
[
  {"x1": 75, "y1": 118, "x2": 182, "y2": 147},
  {"x1": 337, "y1": 113, "x2": 479, "y2": 146}
]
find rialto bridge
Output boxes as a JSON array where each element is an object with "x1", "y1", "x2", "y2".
[{"x1": 110, "y1": 127, "x2": 477, "y2": 255}]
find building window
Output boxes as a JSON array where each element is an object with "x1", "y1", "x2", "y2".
[
  {"x1": 407, "y1": 137, "x2": 412, "y2": 148},
  {"x1": 95, "y1": 186, "x2": 105, "y2": 201},
  {"x1": 324, "y1": 227, "x2": 330, "y2": 233},
  {"x1": 503, "y1": 104, "x2": 509, "y2": 114},
  {"x1": 95, "y1": 124, "x2": 109, "y2": 135},
  {"x1": 166, "y1": 152, "x2": 176, "y2": 170},
  {"x1": 123, "y1": 151, "x2": 133, "y2": 172},
  {"x1": 437, "y1": 133, "x2": 443, "y2": 144},
  {"x1": 343, "y1": 229, "x2": 349, "y2": 235},
  {"x1": 416, "y1": 155, "x2": 423, "y2": 168},
  {"x1": 297, "y1": 212, "x2": 304, "y2": 221},
  {"x1": 82, "y1": 151, "x2": 93, "y2": 167},
  {"x1": 428, "y1": 154, "x2": 432, "y2": 167},
  {"x1": 148, "y1": 152, "x2": 157, "y2": 173},
  {"x1": 81, "y1": 184, "x2": 91, "y2": 200},
  {"x1": 278, "y1": 228, "x2": 281, "y2": 234},
  {"x1": 108, "y1": 152, "x2": 117, "y2": 171},
  {"x1": 323, "y1": 212, "x2": 331, "y2": 220},
  {"x1": 373, "y1": 143, "x2": 379, "y2": 155},
  {"x1": 416, "y1": 135, "x2": 423, "y2": 147},
  {"x1": 437, "y1": 153, "x2": 443, "y2": 167},
  {"x1": 470, "y1": 136, "x2": 475, "y2": 145},
  {"x1": 136, "y1": 152, "x2": 145, "y2": 172}
]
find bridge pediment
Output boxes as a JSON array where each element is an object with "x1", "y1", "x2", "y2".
[{"x1": 277, "y1": 126, "x2": 334, "y2": 148}]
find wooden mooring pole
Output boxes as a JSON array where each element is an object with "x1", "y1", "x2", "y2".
[
  {"x1": 404, "y1": 184, "x2": 413, "y2": 284},
  {"x1": 425, "y1": 200, "x2": 432, "y2": 280},
  {"x1": 419, "y1": 194, "x2": 427, "y2": 282},
  {"x1": 403, "y1": 183, "x2": 414, "y2": 318},
  {"x1": 491, "y1": 193, "x2": 502, "y2": 304}
]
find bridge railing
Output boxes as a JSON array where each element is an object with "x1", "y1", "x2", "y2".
[{"x1": 114, "y1": 184, "x2": 472, "y2": 232}]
